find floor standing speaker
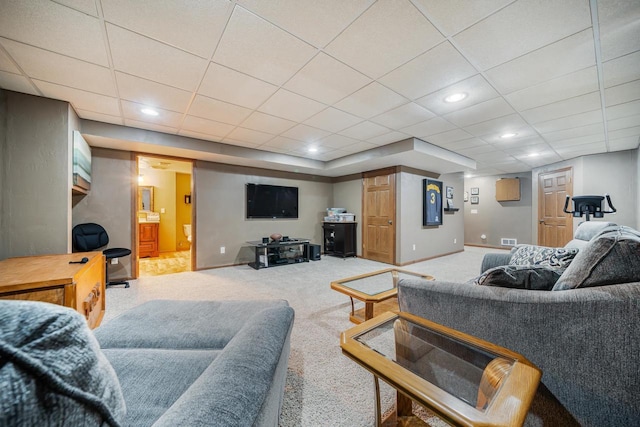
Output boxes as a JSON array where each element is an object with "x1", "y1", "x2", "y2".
[{"x1": 308, "y1": 244, "x2": 321, "y2": 261}]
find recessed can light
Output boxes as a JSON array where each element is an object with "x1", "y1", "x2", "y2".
[
  {"x1": 141, "y1": 108, "x2": 159, "y2": 116},
  {"x1": 444, "y1": 92, "x2": 467, "y2": 103},
  {"x1": 528, "y1": 152, "x2": 540, "y2": 157},
  {"x1": 308, "y1": 147, "x2": 318, "y2": 153},
  {"x1": 500, "y1": 132, "x2": 518, "y2": 138}
]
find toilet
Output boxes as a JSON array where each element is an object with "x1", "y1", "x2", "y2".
[{"x1": 183, "y1": 224, "x2": 192, "y2": 242}]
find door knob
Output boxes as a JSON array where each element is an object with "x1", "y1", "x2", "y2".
[
  {"x1": 539, "y1": 219, "x2": 545, "y2": 224},
  {"x1": 388, "y1": 220, "x2": 393, "y2": 224}
]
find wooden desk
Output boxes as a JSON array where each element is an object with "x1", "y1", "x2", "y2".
[{"x1": 0, "y1": 252, "x2": 106, "y2": 329}]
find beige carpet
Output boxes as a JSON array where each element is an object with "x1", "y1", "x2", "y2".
[{"x1": 103, "y1": 246, "x2": 502, "y2": 426}]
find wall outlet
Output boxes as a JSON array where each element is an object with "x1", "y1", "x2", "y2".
[
  {"x1": 220, "y1": 246, "x2": 225, "y2": 254},
  {"x1": 454, "y1": 238, "x2": 457, "y2": 244},
  {"x1": 412, "y1": 244, "x2": 416, "y2": 251},
  {"x1": 111, "y1": 258, "x2": 118, "y2": 265},
  {"x1": 160, "y1": 208, "x2": 166, "y2": 214}
]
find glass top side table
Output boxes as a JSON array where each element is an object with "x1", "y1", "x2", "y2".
[{"x1": 341, "y1": 311, "x2": 541, "y2": 427}]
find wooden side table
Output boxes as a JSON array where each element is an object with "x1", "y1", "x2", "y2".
[{"x1": 0, "y1": 252, "x2": 106, "y2": 328}]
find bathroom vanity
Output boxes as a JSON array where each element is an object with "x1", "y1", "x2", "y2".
[{"x1": 139, "y1": 222, "x2": 159, "y2": 258}]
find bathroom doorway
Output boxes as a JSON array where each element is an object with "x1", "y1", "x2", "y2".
[{"x1": 136, "y1": 155, "x2": 194, "y2": 277}]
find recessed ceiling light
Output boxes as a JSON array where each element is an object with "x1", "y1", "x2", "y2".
[
  {"x1": 444, "y1": 92, "x2": 467, "y2": 103},
  {"x1": 141, "y1": 108, "x2": 159, "y2": 116},
  {"x1": 528, "y1": 152, "x2": 540, "y2": 157},
  {"x1": 308, "y1": 147, "x2": 318, "y2": 153},
  {"x1": 464, "y1": 173, "x2": 473, "y2": 178},
  {"x1": 500, "y1": 132, "x2": 518, "y2": 138}
]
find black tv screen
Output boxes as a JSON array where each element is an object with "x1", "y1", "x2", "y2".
[{"x1": 246, "y1": 184, "x2": 298, "y2": 219}]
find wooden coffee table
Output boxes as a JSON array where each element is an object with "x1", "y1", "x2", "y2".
[{"x1": 330, "y1": 268, "x2": 434, "y2": 324}]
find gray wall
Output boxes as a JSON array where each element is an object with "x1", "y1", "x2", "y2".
[
  {"x1": 398, "y1": 170, "x2": 464, "y2": 264},
  {"x1": 195, "y1": 161, "x2": 332, "y2": 269},
  {"x1": 464, "y1": 172, "x2": 533, "y2": 247},
  {"x1": 332, "y1": 175, "x2": 363, "y2": 256},
  {"x1": 1, "y1": 91, "x2": 71, "y2": 257},
  {"x1": 532, "y1": 150, "x2": 638, "y2": 239},
  {"x1": 0, "y1": 91, "x2": 6, "y2": 260},
  {"x1": 72, "y1": 148, "x2": 134, "y2": 280},
  {"x1": 637, "y1": 148, "x2": 640, "y2": 229}
]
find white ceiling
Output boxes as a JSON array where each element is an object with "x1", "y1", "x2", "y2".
[{"x1": 1, "y1": 0, "x2": 639, "y2": 177}]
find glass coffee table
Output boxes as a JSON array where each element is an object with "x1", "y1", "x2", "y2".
[
  {"x1": 330, "y1": 269, "x2": 434, "y2": 324},
  {"x1": 341, "y1": 311, "x2": 541, "y2": 427}
]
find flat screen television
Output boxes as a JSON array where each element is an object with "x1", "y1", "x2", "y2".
[{"x1": 246, "y1": 183, "x2": 298, "y2": 219}]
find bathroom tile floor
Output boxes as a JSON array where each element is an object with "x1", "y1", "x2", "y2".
[{"x1": 139, "y1": 250, "x2": 191, "y2": 276}]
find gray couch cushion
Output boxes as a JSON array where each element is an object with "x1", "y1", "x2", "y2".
[
  {"x1": 0, "y1": 301, "x2": 126, "y2": 427},
  {"x1": 472, "y1": 265, "x2": 562, "y2": 290},
  {"x1": 509, "y1": 245, "x2": 578, "y2": 269},
  {"x1": 553, "y1": 226, "x2": 640, "y2": 290}
]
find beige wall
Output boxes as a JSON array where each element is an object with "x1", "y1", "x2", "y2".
[
  {"x1": 176, "y1": 172, "x2": 192, "y2": 251},
  {"x1": 464, "y1": 172, "x2": 533, "y2": 247},
  {"x1": 1, "y1": 91, "x2": 71, "y2": 258}
]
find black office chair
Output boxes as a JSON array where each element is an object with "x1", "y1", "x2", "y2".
[{"x1": 72, "y1": 223, "x2": 131, "y2": 288}]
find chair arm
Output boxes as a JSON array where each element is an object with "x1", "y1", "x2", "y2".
[{"x1": 480, "y1": 252, "x2": 512, "y2": 273}]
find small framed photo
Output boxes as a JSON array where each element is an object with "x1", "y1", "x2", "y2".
[
  {"x1": 470, "y1": 187, "x2": 479, "y2": 195},
  {"x1": 470, "y1": 196, "x2": 479, "y2": 204},
  {"x1": 464, "y1": 191, "x2": 469, "y2": 202},
  {"x1": 446, "y1": 186, "x2": 453, "y2": 199},
  {"x1": 446, "y1": 199, "x2": 454, "y2": 209}
]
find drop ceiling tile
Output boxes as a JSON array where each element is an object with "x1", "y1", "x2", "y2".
[
  {"x1": 258, "y1": 89, "x2": 326, "y2": 122},
  {"x1": 107, "y1": 25, "x2": 206, "y2": 92},
  {"x1": 334, "y1": 82, "x2": 407, "y2": 119},
  {"x1": 453, "y1": 0, "x2": 591, "y2": 70},
  {"x1": 415, "y1": 75, "x2": 499, "y2": 115},
  {"x1": 75, "y1": 108, "x2": 124, "y2": 125},
  {"x1": 501, "y1": 142, "x2": 550, "y2": 156},
  {"x1": 0, "y1": 1, "x2": 108, "y2": 66},
  {"x1": 425, "y1": 128, "x2": 473, "y2": 145},
  {"x1": 608, "y1": 125, "x2": 640, "y2": 140},
  {"x1": 463, "y1": 114, "x2": 529, "y2": 137},
  {"x1": 606, "y1": 100, "x2": 640, "y2": 120},
  {"x1": 316, "y1": 134, "x2": 361, "y2": 149},
  {"x1": 608, "y1": 136, "x2": 640, "y2": 151},
  {"x1": 102, "y1": 0, "x2": 232, "y2": 58},
  {"x1": 445, "y1": 97, "x2": 514, "y2": 127},
  {"x1": 339, "y1": 121, "x2": 390, "y2": 140},
  {"x1": 401, "y1": 117, "x2": 456, "y2": 138},
  {"x1": 1, "y1": 38, "x2": 115, "y2": 96},
  {"x1": 367, "y1": 131, "x2": 410, "y2": 145},
  {"x1": 281, "y1": 124, "x2": 331, "y2": 142},
  {"x1": 189, "y1": 95, "x2": 253, "y2": 125},
  {"x1": 437, "y1": 138, "x2": 486, "y2": 152},
  {"x1": 212, "y1": 6, "x2": 317, "y2": 85},
  {"x1": 608, "y1": 114, "x2": 640, "y2": 131},
  {"x1": 456, "y1": 143, "x2": 499, "y2": 156},
  {"x1": 602, "y1": 51, "x2": 640, "y2": 88},
  {"x1": 411, "y1": 0, "x2": 513, "y2": 36},
  {"x1": 542, "y1": 123, "x2": 605, "y2": 143},
  {"x1": 370, "y1": 102, "x2": 435, "y2": 129},
  {"x1": 225, "y1": 127, "x2": 274, "y2": 144},
  {"x1": 379, "y1": 42, "x2": 477, "y2": 100},
  {"x1": 239, "y1": 112, "x2": 296, "y2": 135},
  {"x1": 34, "y1": 80, "x2": 120, "y2": 116},
  {"x1": 219, "y1": 137, "x2": 260, "y2": 149},
  {"x1": 124, "y1": 119, "x2": 178, "y2": 135},
  {"x1": 549, "y1": 133, "x2": 604, "y2": 148},
  {"x1": 0, "y1": 46, "x2": 20, "y2": 74},
  {"x1": 555, "y1": 141, "x2": 606, "y2": 157},
  {"x1": 198, "y1": 63, "x2": 278, "y2": 110},
  {"x1": 116, "y1": 72, "x2": 192, "y2": 113},
  {"x1": 605, "y1": 80, "x2": 640, "y2": 107},
  {"x1": 121, "y1": 100, "x2": 184, "y2": 128},
  {"x1": 237, "y1": 0, "x2": 374, "y2": 48},
  {"x1": 481, "y1": 128, "x2": 541, "y2": 145},
  {"x1": 54, "y1": 0, "x2": 98, "y2": 16},
  {"x1": 284, "y1": 53, "x2": 371, "y2": 105},
  {"x1": 181, "y1": 115, "x2": 235, "y2": 138},
  {"x1": 485, "y1": 29, "x2": 595, "y2": 94},
  {"x1": 520, "y1": 91, "x2": 602, "y2": 124},
  {"x1": 303, "y1": 107, "x2": 363, "y2": 132},
  {"x1": 341, "y1": 141, "x2": 377, "y2": 154},
  {"x1": 178, "y1": 129, "x2": 221, "y2": 143},
  {"x1": 597, "y1": 0, "x2": 640, "y2": 61},
  {"x1": 506, "y1": 67, "x2": 599, "y2": 111},
  {"x1": 325, "y1": 0, "x2": 443, "y2": 79},
  {"x1": 261, "y1": 136, "x2": 303, "y2": 151},
  {"x1": 472, "y1": 150, "x2": 514, "y2": 163},
  {"x1": 532, "y1": 109, "x2": 603, "y2": 133},
  {"x1": 0, "y1": 71, "x2": 38, "y2": 95}
]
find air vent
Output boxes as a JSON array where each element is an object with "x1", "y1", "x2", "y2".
[{"x1": 501, "y1": 238, "x2": 517, "y2": 246}]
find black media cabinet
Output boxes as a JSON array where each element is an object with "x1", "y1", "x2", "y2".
[
  {"x1": 322, "y1": 222, "x2": 357, "y2": 258},
  {"x1": 247, "y1": 238, "x2": 310, "y2": 270}
]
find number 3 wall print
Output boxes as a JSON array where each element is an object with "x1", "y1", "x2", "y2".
[{"x1": 423, "y1": 179, "x2": 443, "y2": 226}]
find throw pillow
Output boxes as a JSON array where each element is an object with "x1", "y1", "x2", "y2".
[
  {"x1": 472, "y1": 265, "x2": 562, "y2": 290},
  {"x1": 0, "y1": 300, "x2": 126, "y2": 427},
  {"x1": 509, "y1": 245, "x2": 579, "y2": 269},
  {"x1": 553, "y1": 226, "x2": 640, "y2": 290}
]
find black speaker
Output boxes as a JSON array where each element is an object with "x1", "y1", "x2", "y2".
[
  {"x1": 262, "y1": 237, "x2": 269, "y2": 243},
  {"x1": 308, "y1": 244, "x2": 321, "y2": 261}
]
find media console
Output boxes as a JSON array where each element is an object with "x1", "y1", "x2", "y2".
[{"x1": 247, "y1": 238, "x2": 310, "y2": 270}]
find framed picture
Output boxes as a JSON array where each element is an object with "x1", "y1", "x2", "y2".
[
  {"x1": 423, "y1": 179, "x2": 443, "y2": 226},
  {"x1": 470, "y1": 196, "x2": 479, "y2": 204},
  {"x1": 464, "y1": 191, "x2": 469, "y2": 202},
  {"x1": 446, "y1": 199, "x2": 454, "y2": 209},
  {"x1": 446, "y1": 186, "x2": 453, "y2": 199},
  {"x1": 470, "y1": 187, "x2": 479, "y2": 195}
]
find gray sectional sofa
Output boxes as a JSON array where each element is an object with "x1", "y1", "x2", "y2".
[
  {"x1": 398, "y1": 222, "x2": 640, "y2": 426},
  {"x1": 0, "y1": 299, "x2": 295, "y2": 427}
]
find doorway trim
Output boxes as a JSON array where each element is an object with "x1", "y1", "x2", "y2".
[{"x1": 361, "y1": 166, "x2": 397, "y2": 265}]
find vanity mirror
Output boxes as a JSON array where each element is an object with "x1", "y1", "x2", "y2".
[{"x1": 139, "y1": 186, "x2": 154, "y2": 212}]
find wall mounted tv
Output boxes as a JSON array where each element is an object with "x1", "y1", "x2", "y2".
[{"x1": 246, "y1": 183, "x2": 298, "y2": 219}]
